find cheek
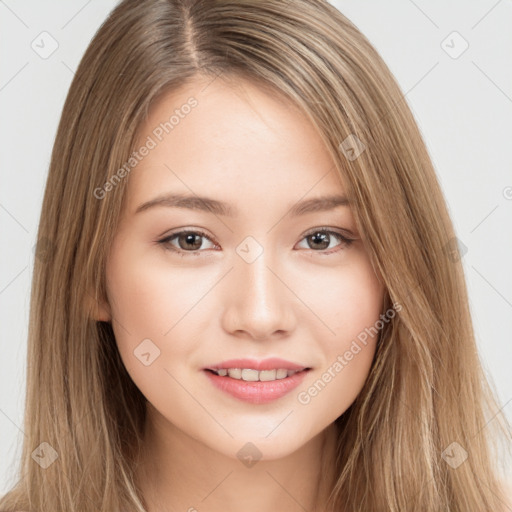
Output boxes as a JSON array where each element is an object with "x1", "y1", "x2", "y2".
[
  {"x1": 294, "y1": 253, "x2": 384, "y2": 413},
  {"x1": 106, "y1": 260, "x2": 173, "y2": 339},
  {"x1": 104, "y1": 251, "x2": 197, "y2": 407},
  {"x1": 304, "y1": 251, "x2": 384, "y2": 346},
  {"x1": 331, "y1": 260, "x2": 384, "y2": 371},
  {"x1": 105, "y1": 246, "x2": 221, "y2": 379},
  {"x1": 106, "y1": 246, "x2": 209, "y2": 336}
]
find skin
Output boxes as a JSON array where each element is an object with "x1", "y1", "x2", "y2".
[{"x1": 96, "y1": 74, "x2": 386, "y2": 512}]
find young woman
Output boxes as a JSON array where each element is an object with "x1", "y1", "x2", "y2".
[{"x1": 1, "y1": 0, "x2": 511, "y2": 511}]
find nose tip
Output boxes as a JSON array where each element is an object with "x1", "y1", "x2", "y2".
[{"x1": 221, "y1": 256, "x2": 296, "y2": 340}]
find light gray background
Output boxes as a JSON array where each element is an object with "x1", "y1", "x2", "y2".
[{"x1": 1, "y1": 0, "x2": 511, "y2": 493}]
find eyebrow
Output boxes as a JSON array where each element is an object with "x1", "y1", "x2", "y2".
[{"x1": 134, "y1": 192, "x2": 350, "y2": 217}]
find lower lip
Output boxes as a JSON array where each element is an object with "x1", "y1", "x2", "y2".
[{"x1": 204, "y1": 369, "x2": 310, "y2": 404}]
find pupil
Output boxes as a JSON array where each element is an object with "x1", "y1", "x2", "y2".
[
  {"x1": 176, "y1": 232, "x2": 332, "y2": 251},
  {"x1": 179, "y1": 233, "x2": 201, "y2": 250},
  {"x1": 310, "y1": 232, "x2": 329, "y2": 250}
]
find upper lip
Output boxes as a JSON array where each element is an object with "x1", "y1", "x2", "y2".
[{"x1": 204, "y1": 358, "x2": 310, "y2": 372}]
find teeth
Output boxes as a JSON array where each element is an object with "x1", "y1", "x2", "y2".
[
  {"x1": 241, "y1": 369, "x2": 259, "y2": 381},
  {"x1": 276, "y1": 368, "x2": 288, "y2": 379},
  {"x1": 259, "y1": 369, "x2": 277, "y2": 381},
  {"x1": 227, "y1": 368, "x2": 242, "y2": 379},
  {"x1": 213, "y1": 368, "x2": 302, "y2": 381}
]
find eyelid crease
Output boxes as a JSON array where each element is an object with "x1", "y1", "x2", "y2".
[{"x1": 156, "y1": 226, "x2": 355, "y2": 256}]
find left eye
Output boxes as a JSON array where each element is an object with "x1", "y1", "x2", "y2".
[
  {"x1": 157, "y1": 228, "x2": 354, "y2": 255},
  {"x1": 297, "y1": 228, "x2": 354, "y2": 253}
]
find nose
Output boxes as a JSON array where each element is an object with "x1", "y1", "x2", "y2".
[{"x1": 221, "y1": 250, "x2": 297, "y2": 341}]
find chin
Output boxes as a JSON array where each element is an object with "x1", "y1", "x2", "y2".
[{"x1": 208, "y1": 426, "x2": 318, "y2": 463}]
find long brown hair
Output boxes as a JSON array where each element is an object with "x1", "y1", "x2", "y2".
[{"x1": 1, "y1": 0, "x2": 510, "y2": 510}]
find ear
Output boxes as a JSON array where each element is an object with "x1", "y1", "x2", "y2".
[{"x1": 85, "y1": 289, "x2": 112, "y2": 322}]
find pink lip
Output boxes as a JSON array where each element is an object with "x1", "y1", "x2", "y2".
[
  {"x1": 204, "y1": 357, "x2": 309, "y2": 372},
  {"x1": 204, "y1": 368, "x2": 310, "y2": 404}
]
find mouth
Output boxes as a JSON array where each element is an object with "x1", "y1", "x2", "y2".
[
  {"x1": 203, "y1": 357, "x2": 312, "y2": 381},
  {"x1": 204, "y1": 367, "x2": 311, "y2": 382},
  {"x1": 202, "y1": 358, "x2": 312, "y2": 404}
]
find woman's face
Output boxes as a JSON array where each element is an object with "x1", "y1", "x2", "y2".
[{"x1": 101, "y1": 74, "x2": 385, "y2": 460}]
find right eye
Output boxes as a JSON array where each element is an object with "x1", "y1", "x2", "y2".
[{"x1": 157, "y1": 229, "x2": 218, "y2": 255}]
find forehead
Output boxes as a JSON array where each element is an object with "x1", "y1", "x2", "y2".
[{"x1": 126, "y1": 75, "x2": 346, "y2": 210}]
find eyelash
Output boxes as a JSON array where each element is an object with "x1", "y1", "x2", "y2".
[{"x1": 156, "y1": 227, "x2": 355, "y2": 257}]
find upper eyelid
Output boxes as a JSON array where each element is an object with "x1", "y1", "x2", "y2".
[
  {"x1": 162, "y1": 229, "x2": 217, "y2": 244},
  {"x1": 158, "y1": 227, "x2": 354, "y2": 250}
]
